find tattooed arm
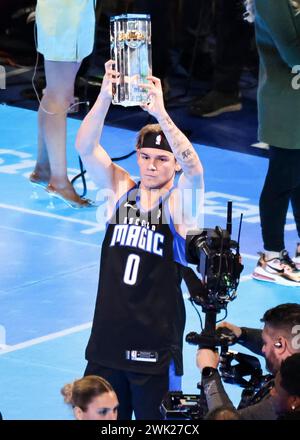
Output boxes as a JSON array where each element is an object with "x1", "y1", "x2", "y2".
[
  {"x1": 141, "y1": 76, "x2": 204, "y2": 236},
  {"x1": 76, "y1": 60, "x2": 134, "y2": 197},
  {"x1": 141, "y1": 76, "x2": 203, "y2": 178}
]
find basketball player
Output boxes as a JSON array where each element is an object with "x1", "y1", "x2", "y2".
[{"x1": 76, "y1": 60, "x2": 204, "y2": 419}]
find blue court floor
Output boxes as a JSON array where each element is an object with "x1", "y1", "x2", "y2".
[{"x1": 0, "y1": 105, "x2": 299, "y2": 419}]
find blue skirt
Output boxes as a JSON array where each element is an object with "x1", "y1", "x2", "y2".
[{"x1": 36, "y1": 0, "x2": 96, "y2": 62}]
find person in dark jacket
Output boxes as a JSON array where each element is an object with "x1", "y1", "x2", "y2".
[
  {"x1": 197, "y1": 303, "x2": 300, "y2": 419},
  {"x1": 247, "y1": 0, "x2": 300, "y2": 285}
]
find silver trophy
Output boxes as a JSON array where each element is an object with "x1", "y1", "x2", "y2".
[{"x1": 110, "y1": 14, "x2": 152, "y2": 107}]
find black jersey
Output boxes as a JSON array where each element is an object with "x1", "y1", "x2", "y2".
[{"x1": 86, "y1": 184, "x2": 186, "y2": 375}]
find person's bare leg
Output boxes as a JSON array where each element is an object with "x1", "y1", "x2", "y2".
[
  {"x1": 30, "y1": 129, "x2": 51, "y2": 186},
  {"x1": 37, "y1": 60, "x2": 89, "y2": 206}
]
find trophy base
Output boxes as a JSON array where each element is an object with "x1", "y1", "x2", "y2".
[
  {"x1": 112, "y1": 100, "x2": 146, "y2": 107},
  {"x1": 112, "y1": 82, "x2": 150, "y2": 107}
]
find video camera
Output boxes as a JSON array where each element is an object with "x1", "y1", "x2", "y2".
[
  {"x1": 161, "y1": 202, "x2": 269, "y2": 419},
  {"x1": 160, "y1": 345, "x2": 269, "y2": 419},
  {"x1": 218, "y1": 345, "x2": 273, "y2": 410},
  {"x1": 184, "y1": 201, "x2": 243, "y2": 348}
]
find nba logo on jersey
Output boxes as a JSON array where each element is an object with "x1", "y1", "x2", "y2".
[{"x1": 155, "y1": 134, "x2": 162, "y2": 145}]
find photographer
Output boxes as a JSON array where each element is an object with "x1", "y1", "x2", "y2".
[{"x1": 197, "y1": 303, "x2": 300, "y2": 420}]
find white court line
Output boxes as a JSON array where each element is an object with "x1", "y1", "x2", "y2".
[
  {"x1": 0, "y1": 225, "x2": 100, "y2": 248},
  {"x1": 241, "y1": 253, "x2": 258, "y2": 261},
  {"x1": 183, "y1": 273, "x2": 253, "y2": 300},
  {"x1": 0, "y1": 204, "x2": 260, "y2": 257},
  {"x1": 0, "y1": 322, "x2": 92, "y2": 356},
  {"x1": 182, "y1": 273, "x2": 253, "y2": 300},
  {"x1": 0, "y1": 203, "x2": 100, "y2": 228},
  {"x1": 2, "y1": 262, "x2": 98, "y2": 295},
  {"x1": 240, "y1": 274, "x2": 253, "y2": 282},
  {"x1": 2, "y1": 276, "x2": 254, "y2": 354}
]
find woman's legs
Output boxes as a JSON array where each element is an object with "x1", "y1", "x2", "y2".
[
  {"x1": 32, "y1": 60, "x2": 88, "y2": 206},
  {"x1": 31, "y1": 132, "x2": 50, "y2": 185}
]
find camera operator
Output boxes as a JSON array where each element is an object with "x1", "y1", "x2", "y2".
[{"x1": 196, "y1": 303, "x2": 300, "y2": 420}]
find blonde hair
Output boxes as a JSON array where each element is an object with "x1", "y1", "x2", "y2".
[
  {"x1": 61, "y1": 375, "x2": 114, "y2": 411},
  {"x1": 244, "y1": 0, "x2": 300, "y2": 23}
]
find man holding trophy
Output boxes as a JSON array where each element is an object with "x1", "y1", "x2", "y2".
[{"x1": 76, "y1": 14, "x2": 204, "y2": 419}]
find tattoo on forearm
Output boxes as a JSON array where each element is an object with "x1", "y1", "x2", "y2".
[
  {"x1": 159, "y1": 114, "x2": 200, "y2": 172},
  {"x1": 182, "y1": 148, "x2": 193, "y2": 160},
  {"x1": 160, "y1": 117, "x2": 190, "y2": 150},
  {"x1": 163, "y1": 116, "x2": 173, "y2": 128}
]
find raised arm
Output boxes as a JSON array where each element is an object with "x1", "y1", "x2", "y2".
[
  {"x1": 76, "y1": 60, "x2": 134, "y2": 197},
  {"x1": 142, "y1": 76, "x2": 203, "y2": 178},
  {"x1": 141, "y1": 76, "x2": 204, "y2": 235}
]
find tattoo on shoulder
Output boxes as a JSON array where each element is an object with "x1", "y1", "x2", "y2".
[{"x1": 182, "y1": 148, "x2": 193, "y2": 159}]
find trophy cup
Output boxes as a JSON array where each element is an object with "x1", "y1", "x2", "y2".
[{"x1": 110, "y1": 14, "x2": 152, "y2": 107}]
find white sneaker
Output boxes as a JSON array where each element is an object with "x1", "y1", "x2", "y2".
[{"x1": 252, "y1": 251, "x2": 300, "y2": 286}]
